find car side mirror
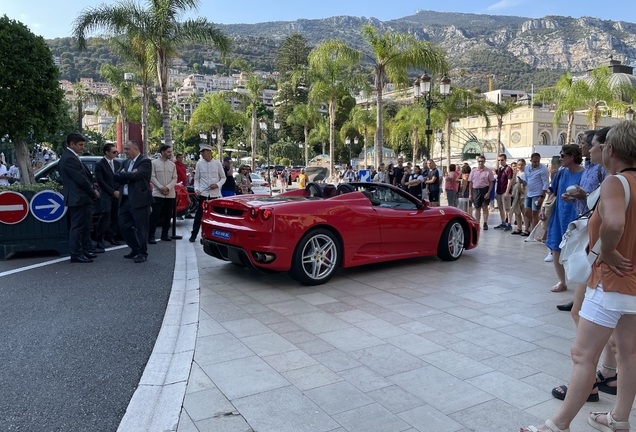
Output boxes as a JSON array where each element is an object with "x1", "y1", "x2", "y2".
[{"x1": 37, "y1": 177, "x2": 49, "y2": 184}]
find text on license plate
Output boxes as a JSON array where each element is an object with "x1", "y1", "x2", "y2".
[{"x1": 212, "y1": 229, "x2": 231, "y2": 240}]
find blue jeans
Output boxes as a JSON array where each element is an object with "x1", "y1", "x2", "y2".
[{"x1": 221, "y1": 189, "x2": 235, "y2": 197}]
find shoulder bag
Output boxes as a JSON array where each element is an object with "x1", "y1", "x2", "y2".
[
  {"x1": 559, "y1": 175, "x2": 630, "y2": 284},
  {"x1": 541, "y1": 170, "x2": 562, "y2": 230}
]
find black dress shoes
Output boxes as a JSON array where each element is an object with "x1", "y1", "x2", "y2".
[
  {"x1": 557, "y1": 301, "x2": 574, "y2": 311},
  {"x1": 95, "y1": 245, "x2": 106, "y2": 253},
  {"x1": 189, "y1": 235, "x2": 196, "y2": 243},
  {"x1": 160, "y1": 236, "x2": 172, "y2": 242},
  {"x1": 124, "y1": 252, "x2": 139, "y2": 259},
  {"x1": 148, "y1": 237, "x2": 157, "y2": 244},
  {"x1": 84, "y1": 252, "x2": 98, "y2": 259},
  {"x1": 134, "y1": 255, "x2": 147, "y2": 263},
  {"x1": 106, "y1": 236, "x2": 121, "y2": 246},
  {"x1": 71, "y1": 255, "x2": 93, "y2": 263}
]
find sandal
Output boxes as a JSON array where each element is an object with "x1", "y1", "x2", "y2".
[
  {"x1": 523, "y1": 419, "x2": 569, "y2": 432},
  {"x1": 551, "y1": 282, "x2": 567, "y2": 292},
  {"x1": 588, "y1": 411, "x2": 630, "y2": 432},
  {"x1": 520, "y1": 230, "x2": 530, "y2": 236},
  {"x1": 511, "y1": 229, "x2": 522, "y2": 234},
  {"x1": 596, "y1": 370, "x2": 618, "y2": 395},
  {"x1": 551, "y1": 383, "x2": 599, "y2": 402}
]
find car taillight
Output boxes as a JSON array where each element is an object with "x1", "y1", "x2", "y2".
[
  {"x1": 202, "y1": 201, "x2": 209, "y2": 210},
  {"x1": 262, "y1": 182, "x2": 269, "y2": 187},
  {"x1": 261, "y1": 209, "x2": 273, "y2": 221},
  {"x1": 249, "y1": 208, "x2": 257, "y2": 219}
]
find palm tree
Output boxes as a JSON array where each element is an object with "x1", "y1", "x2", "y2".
[
  {"x1": 73, "y1": 0, "x2": 231, "y2": 148},
  {"x1": 230, "y1": 74, "x2": 271, "y2": 171},
  {"x1": 111, "y1": 33, "x2": 155, "y2": 151},
  {"x1": 578, "y1": 66, "x2": 626, "y2": 129},
  {"x1": 360, "y1": 25, "x2": 448, "y2": 169},
  {"x1": 342, "y1": 106, "x2": 376, "y2": 167},
  {"x1": 535, "y1": 73, "x2": 587, "y2": 144},
  {"x1": 69, "y1": 82, "x2": 104, "y2": 132},
  {"x1": 287, "y1": 103, "x2": 320, "y2": 167},
  {"x1": 100, "y1": 64, "x2": 139, "y2": 144},
  {"x1": 308, "y1": 118, "x2": 329, "y2": 156},
  {"x1": 389, "y1": 104, "x2": 427, "y2": 162},
  {"x1": 433, "y1": 87, "x2": 490, "y2": 164},
  {"x1": 303, "y1": 40, "x2": 363, "y2": 175},
  {"x1": 485, "y1": 99, "x2": 519, "y2": 154},
  {"x1": 190, "y1": 92, "x2": 244, "y2": 157}
]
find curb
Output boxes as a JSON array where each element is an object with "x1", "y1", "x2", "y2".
[{"x1": 117, "y1": 226, "x2": 199, "y2": 432}]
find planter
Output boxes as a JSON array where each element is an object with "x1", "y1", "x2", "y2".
[{"x1": 0, "y1": 190, "x2": 70, "y2": 260}]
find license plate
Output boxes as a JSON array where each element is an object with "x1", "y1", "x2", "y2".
[{"x1": 212, "y1": 229, "x2": 231, "y2": 240}]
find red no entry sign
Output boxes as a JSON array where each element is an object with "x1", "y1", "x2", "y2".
[{"x1": 0, "y1": 191, "x2": 29, "y2": 224}]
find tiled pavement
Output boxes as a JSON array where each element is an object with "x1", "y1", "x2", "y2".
[{"x1": 175, "y1": 215, "x2": 636, "y2": 432}]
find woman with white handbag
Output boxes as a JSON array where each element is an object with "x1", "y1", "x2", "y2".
[
  {"x1": 551, "y1": 128, "x2": 616, "y2": 404},
  {"x1": 522, "y1": 120, "x2": 636, "y2": 432}
]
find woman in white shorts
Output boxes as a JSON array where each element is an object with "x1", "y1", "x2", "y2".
[{"x1": 523, "y1": 121, "x2": 636, "y2": 432}]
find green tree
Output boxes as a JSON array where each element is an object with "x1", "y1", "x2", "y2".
[
  {"x1": 275, "y1": 32, "x2": 311, "y2": 78},
  {"x1": 308, "y1": 118, "x2": 329, "y2": 156},
  {"x1": 432, "y1": 87, "x2": 490, "y2": 164},
  {"x1": 286, "y1": 103, "x2": 320, "y2": 167},
  {"x1": 0, "y1": 16, "x2": 65, "y2": 184},
  {"x1": 190, "y1": 92, "x2": 245, "y2": 157},
  {"x1": 73, "y1": 0, "x2": 231, "y2": 148},
  {"x1": 302, "y1": 40, "x2": 363, "y2": 175},
  {"x1": 100, "y1": 64, "x2": 139, "y2": 144},
  {"x1": 360, "y1": 24, "x2": 448, "y2": 169},
  {"x1": 389, "y1": 104, "x2": 427, "y2": 162},
  {"x1": 342, "y1": 106, "x2": 376, "y2": 167},
  {"x1": 110, "y1": 33, "x2": 156, "y2": 151},
  {"x1": 535, "y1": 73, "x2": 586, "y2": 144},
  {"x1": 485, "y1": 99, "x2": 519, "y2": 154},
  {"x1": 577, "y1": 66, "x2": 626, "y2": 129}
]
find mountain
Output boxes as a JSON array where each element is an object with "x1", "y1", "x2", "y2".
[{"x1": 47, "y1": 10, "x2": 636, "y2": 92}]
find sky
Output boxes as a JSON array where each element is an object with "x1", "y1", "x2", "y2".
[{"x1": 3, "y1": 0, "x2": 636, "y2": 40}]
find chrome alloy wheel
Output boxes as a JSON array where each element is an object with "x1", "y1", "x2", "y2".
[
  {"x1": 448, "y1": 222, "x2": 465, "y2": 259},
  {"x1": 301, "y1": 234, "x2": 338, "y2": 280}
]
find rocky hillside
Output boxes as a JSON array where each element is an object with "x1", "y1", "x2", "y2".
[
  {"x1": 47, "y1": 10, "x2": 636, "y2": 92},
  {"x1": 221, "y1": 10, "x2": 636, "y2": 90}
]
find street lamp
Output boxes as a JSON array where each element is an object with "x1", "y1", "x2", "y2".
[
  {"x1": 259, "y1": 117, "x2": 280, "y2": 196},
  {"x1": 345, "y1": 137, "x2": 352, "y2": 167},
  {"x1": 626, "y1": 107, "x2": 634, "y2": 121},
  {"x1": 413, "y1": 73, "x2": 451, "y2": 161}
]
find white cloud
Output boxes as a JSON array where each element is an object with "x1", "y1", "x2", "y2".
[
  {"x1": 32, "y1": 23, "x2": 41, "y2": 28},
  {"x1": 487, "y1": 0, "x2": 522, "y2": 11}
]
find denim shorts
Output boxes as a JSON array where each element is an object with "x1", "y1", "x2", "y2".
[{"x1": 525, "y1": 196, "x2": 542, "y2": 211}]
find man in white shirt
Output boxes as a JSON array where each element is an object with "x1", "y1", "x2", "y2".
[
  {"x1": 149, "y1": 145, "x2": 177, "y2": 243},
  {"x1": 7, "y1": 161, "x2": 20, "y2": 182},
  {"x1": 0, "y1": 162, "x2": 9, "y2": 186},
  {"x1": 189, "y1": 144, "x2": 225, "y2": 243}
]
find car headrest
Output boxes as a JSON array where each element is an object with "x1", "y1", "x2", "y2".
[{"x1": 323, "y1": 184, "x2": 337, "y2": 198}]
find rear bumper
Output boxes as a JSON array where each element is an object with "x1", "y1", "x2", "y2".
[{"x1": 203, "y1": 239, "x2": 256, "y2": 268}]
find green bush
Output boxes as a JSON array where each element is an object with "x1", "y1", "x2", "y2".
[{"x1": 0, "y1": 181, "x2": 62, "y2": 194}]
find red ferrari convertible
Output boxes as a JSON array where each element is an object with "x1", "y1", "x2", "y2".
[{"x1": 200, "y1": 182, "x2": 480, "y2": 285}]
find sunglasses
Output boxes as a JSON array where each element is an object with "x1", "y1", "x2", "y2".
[
  {"x1": 478, "y1": 160, "x2": 485, "y2": 163},
  {"x1": 559, "y1": 153, "x2": 571, "y2": 158}
]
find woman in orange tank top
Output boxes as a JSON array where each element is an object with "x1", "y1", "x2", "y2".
[{"x1": 522, "y1": 120, "x2": 636, "y2": 432}]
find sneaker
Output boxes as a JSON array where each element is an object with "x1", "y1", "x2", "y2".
[
  {"x1": 493, "y1": 223, "x2": 506, "y2": 229},
  {"x1": 544, "y1": 251, "x2": 553, "y2": 262},
  {"x1": 483, "y1": 223, "x2": 488, "y2": 230},
  {"x1": 504, "y1": 224, "x2": 512, "y2": 231}
]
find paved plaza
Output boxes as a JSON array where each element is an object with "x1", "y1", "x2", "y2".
[{"x1": 173, "y1": 214, "x2": 636, "y2": 432}]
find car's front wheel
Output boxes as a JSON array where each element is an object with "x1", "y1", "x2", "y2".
[
  {"x1": 289, "y1": 228, "x2": 341, "y2": 285},
  {"x1": 437, "y1": 220, "x2": 465, "y2": 261}
]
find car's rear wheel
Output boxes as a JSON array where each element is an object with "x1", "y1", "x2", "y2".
[
  {"x1": 289, "y1": 228, "x2": 341, "y2": 285},
  {"x1": 437, "y1": 220, "x2": 465, "y2": 261}
]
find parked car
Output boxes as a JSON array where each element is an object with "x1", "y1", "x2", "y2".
[
  {"x1": 233, "y1": 172, "x2": 270, "y2": 195},
  {"x1": 200, "y1": 182, "x2": 479, "y2": 285},
  {"x1": 34, "y1": 156, "x2": 191, "y2": 216}
]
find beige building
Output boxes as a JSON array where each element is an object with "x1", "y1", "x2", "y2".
[{"x1": 456, "y1": 104, "x2": 622, "y2": 160}]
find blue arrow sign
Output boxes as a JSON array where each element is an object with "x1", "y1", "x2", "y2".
[
  {"x1": 358, "y1": 169, "x2": 370, "y2": 182},
  {"x1": 30, "y1": 190, "x2": 67, "y2": 223}
]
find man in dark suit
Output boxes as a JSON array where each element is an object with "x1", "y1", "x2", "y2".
[
  {"x1": 58, "y1": 133, "x2": 100, "y2": 263},
  {"x1": 114, "y1": 140, "x2": 154, "y2": 263},
  {"x1": 95, "y1": 144, "x2": 121, "y2": 250}
]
